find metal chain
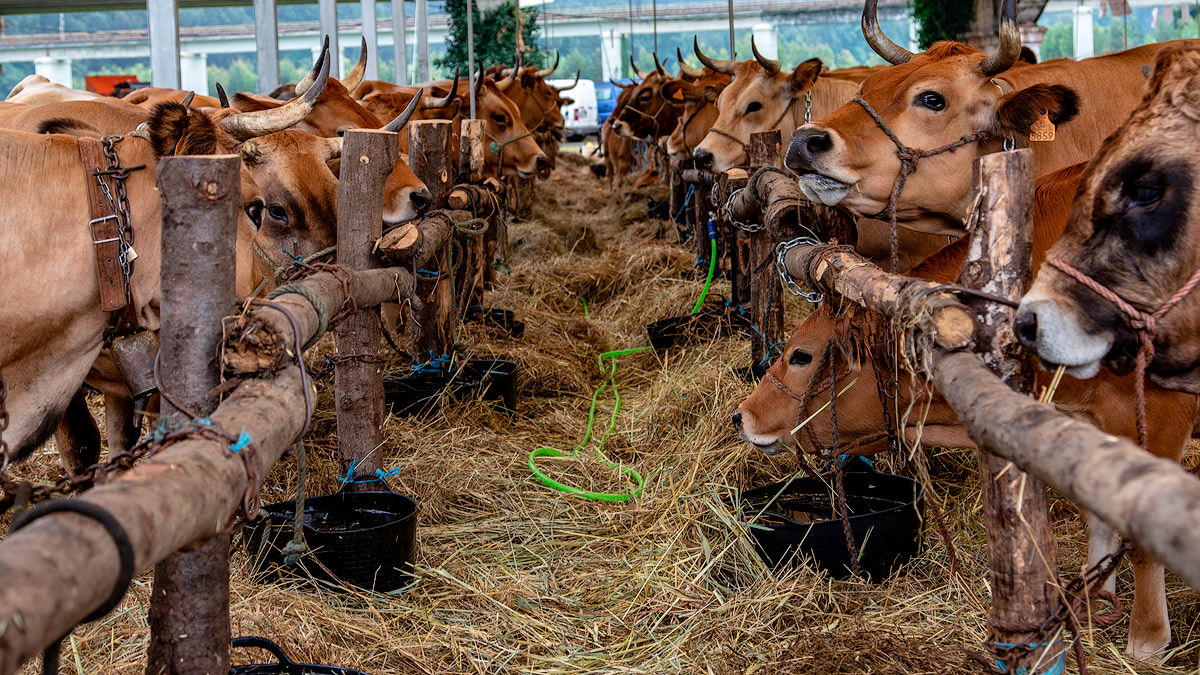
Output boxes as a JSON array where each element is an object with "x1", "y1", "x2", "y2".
[
  {"x1": 95, "y1": 136, "x2": 144, "y2": 320},
  {"x1": 723, "y1": 188, "x2": 763, "y2": 232},
  {"x1": 774, "y1": 237, "x2": 824, "y2": 304}
]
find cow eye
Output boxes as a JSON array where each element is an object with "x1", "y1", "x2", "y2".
[
  {"x1": 336, "y1": 129, "x2": 346, "y2": 137},
  {"x1": 267, "y1": 204, "x2": 288, "y2": 225},
  {"x1": 745, "y1": 101, "x2": 763, "y2": 114},
  {"x1": 1131, "y1": 183, "x2": 1163, "y2": 206},
  {"x1": 789, "y1": 349, "x2": 813, "y2": 367},
  {"x1": 916, "y1": 91, "x2": 946, "y2": 111},
  {"x1": 245, "y1": 201, "x2": 264, "y2": 228},
  {"x1": 491, "y1": 113, "x2": 507, "y2": 125}
]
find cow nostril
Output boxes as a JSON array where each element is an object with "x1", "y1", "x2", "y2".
[
  {"x1": 410, "y1": 190, "x2": 430, "y2": 215},
  {"x1": 693, "y1": 149, "x2": 713, "y2": 167},
  {"x1": 806, "y1": 131, "x2": 832, "y2": 156},
  {"x1": 732, "y1": 411, "x2": 743, "y2": 431},
  {"x1": 1014, "y1": 311, "x2": 1039, "y2": 350},
  {"x1": 536, "y1": 156, "x2": 548, "y2": 172}
]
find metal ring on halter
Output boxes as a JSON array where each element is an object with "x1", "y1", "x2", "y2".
[
  {"x1": 1003, "y1": 136, "x2": 1015, "y2": 152},
  {"x1": 804, "y1": 91, "x2": 813, "y2": 124},
  {"x1": 775, "y1": 236, "x2": 824, "y2": 304}
]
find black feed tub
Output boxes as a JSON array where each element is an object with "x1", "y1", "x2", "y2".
[
  {"x1": 463, "y1": 306, "x2": 526, "y2": 339},
  {"x1": 646, "y1": 300, "x2": 749, "y2": 351},
  {"x1": 230, "y1": 637, "x2": 369, "y2": 674},
  {"x1": 246, "y1": 488, "x2": 417, "y2": 593},
  {"x1": 738, "y1": 461, "x2": 923, "y2": 581},
  {"x1": 383, "y1": 358, "x2": 518, "y2": 416}
]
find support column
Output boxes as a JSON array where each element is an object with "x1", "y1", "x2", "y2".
[
  {"x1": 147, "y1": 0, "x2": 181, "y2": 89},
  {"x1": 600, "y1": 29, "x2": 622, "y2": 81},
  {"x1": 145, "y1": 155, "x2": 240, "y2": 675},
  {"x1": 33, "y1": 56, "x2": 71, "y2": 86},
  {"x1": 319, "y1": 0, "x2": 341, "y2": 79},
  {"x1": 751, "y1": 23, "x2": 778, "y2": 59},
  {"x1": 1074, "y1": 4, "x2": 1094, "y2": 59},
  {"x1": 416, "y1": 0, "x2": 430, "y2": 82},
  {"x1": 179, "y1": 52, "x2": 207, "y2": 94},
  {"x1": 393, "y1": 0, "x2": 408, "y2": 84},
  {"x1": 253, "y1": 0, "x2": 280, "y2": 94},
  {"x1": 361, "y1": 0, "x2": 379, "y2": 81}
]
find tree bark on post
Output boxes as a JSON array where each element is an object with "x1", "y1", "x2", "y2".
[
  {"x1": 717, "y1": 169, "x2": 749, "y2": 308},
  {"x1": 748, "y1": 131, "x2": 784, "y2": 371},
  {"x1": 407, "y1": 121, "x2": 457, "y2": 362},
  {"x1": 334, "y1": 129, "x2": 398, "y2": 488},
  {"x1": 691, "y1": 173, "x2": 712, "y2": 266},
  {"x1": 961, "y1": 148, "x2": 1062, "y2": 674},
  {"x1": 145, "y1": 155, "x2": 240, "y2": 675}
]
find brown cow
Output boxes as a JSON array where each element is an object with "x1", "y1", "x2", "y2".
[
  {"x1": 786, "y1": 0, "x2": 1200, "y2": 237},
  {"x1": 734, "y1": 163, "x2": 1197, "y2": 660},
  {"x1": 601, "y1": 80, "x2": 638, "y2": 187},
  {"x1": 612, "y1": 54, "x2": 682, "y2": 142},
  {"x1": 662, "y1": 49, "x2": 731, "y2": 161},
  {"x1": 1017, "y1": 45, "x2": 1200, "y2": 395},
  {"x1": 692, "y1": 37, "x2": 860, "y2": 173}
]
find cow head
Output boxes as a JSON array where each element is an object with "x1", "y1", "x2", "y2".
[
  {"x1": 692, "y1": 37, "x2": 826, "y2": 172},
  {"x1": 477, "y1": 75, "x2": 547, "y2": 178},
  {"x1": 1016, "y1": 45, "x2": 1200, "y2": 392},
  {"x1": 494, "y1": 54, "x2": 567, "y2": 133},
  {"x1": 785, "y1": 0, "x2": 1079, "y2": 236},
  {"x1": 733, "y1": 304, "x2": 973, "y2": 456},
  {"x1": 613, "y1": 53, "x2": 683, "y2": 140},
  {"x1": 663, "y1": 49, "x2": 731, "y2": 160}
]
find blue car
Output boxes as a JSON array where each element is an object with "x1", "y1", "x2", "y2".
[{"x1": 596, "y1": 78, "x2": 639, "y2": 126}]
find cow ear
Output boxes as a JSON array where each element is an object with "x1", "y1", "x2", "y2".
[
  {"x1": 230, "y1": 92, "x2": 282, "y2": 113},
  {"x1": 995, "y1": 84, "x2": 1079, "y2": 137},
  {"x1": 145, "y1": 102, "x2": 218, "y2": 157},
  {"x1": 660, "y1": 79, "x2": 691, "y2": 103},
  {"x1": 789, "y1": 58, "x2": 823, "y2": 92},
  {"x1": 559, "y1": 97, "x2": 575, "y2": 106}
]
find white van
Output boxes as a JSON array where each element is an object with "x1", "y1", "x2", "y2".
[{"x1": 551, "y1": 78, "x2": 598, "y2": 141}]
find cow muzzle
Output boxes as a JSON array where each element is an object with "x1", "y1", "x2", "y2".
[
  {"x1": 732, "y1": 408, "x2": 788, "y2": 455},
  {"x1": 1014, "y1": 289, "x2": 1111, "y2": 378}
]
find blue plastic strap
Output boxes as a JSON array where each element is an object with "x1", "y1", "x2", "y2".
[
  {"x1": 280, "y1": 247, "x2": 304, "y2": 263},
  {"x1": 992, "y1": 641, "x2": 1065, "y2": 675},
  {"x1": 229, "y1": 430, "x2": 252, "y2": 453},
  {"x1": 706, "y1": 219, "x2": 717, "y2": 240}
]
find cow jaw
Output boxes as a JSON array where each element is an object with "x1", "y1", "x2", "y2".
[
  {"x1": 1016, "y1": 286, "x2": 1112, "y2": 379},
  {"x1": 796, "y1": 173, "x2": 855, "y2": 207}
]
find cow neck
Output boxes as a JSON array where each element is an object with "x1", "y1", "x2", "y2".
[
  {"x1": 1046, "y1": 257, "x2": 1200, "y2": 449},
  {"x1": 851, "y1": 95, "x2": 992, "y2": 273},
  {"x1": 78, "y1": 135, "x2": 146, "y2": 339}
]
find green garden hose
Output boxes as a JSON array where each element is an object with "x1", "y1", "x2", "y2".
[
  {"x1": 529, "y1": 347, "x2": 651, "y2": 502},
  {"x1": 690, "y1": 220, "x2": 718, "y2": 315}
]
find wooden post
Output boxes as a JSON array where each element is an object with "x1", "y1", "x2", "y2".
[
  {"x1": 748, "y1": 131, "x2": 785, "y2": 372},
  {"x1": 692, "y1": 172, "x2": 713, "y2": 271},
  {"x1": 145, "y1": 155, "x2": 240, "y2": 675},
  {"x1": 962, "y1": 148, "x2": 1062, "y2": 674},
  {"x1": 717, "y1": 169, "x2": 749, "y2": 307},
  {"x1": 459, "y1": 119, "x2": 485, "y2": 183},
  {"x1": 334, "y1": 129, "x2": 398, "y2": 487},
  {"x1": 407, "y1": 121, "x2": 457, "y2": 361}
]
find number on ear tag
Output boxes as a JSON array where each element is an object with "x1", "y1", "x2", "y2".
[{"x1": 1030, "y1": 111, "x2": 1056, "y2": 142}]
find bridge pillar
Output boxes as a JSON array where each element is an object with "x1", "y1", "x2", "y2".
[
  {"x1": 181, "y1": 52, "x2": 207, "y2": 94},
  {"x1": 600, "y1": 29, "x2": 622, "y2": 81},
  {"x1": 1073, "y1": 4, "x2": 1094, "y2": 58},
  {"x1": 253, "y1": 0, "x2": 280, "y2": 94},
  {"x1": 319, "y1": 0, "x2": 340, "y2": 79},
  {"x1": 147, "y1": 0, "x2": 181, "y2": 89},
  {"x1": 361, "y1": 0, "x2": 379, "y2": 81},
  {"x1": 751, "y1": 23, "x2": 778, "y2": 59},
  {"x1": 34, "y1": 56, "x2": 71, "y2": 87}
]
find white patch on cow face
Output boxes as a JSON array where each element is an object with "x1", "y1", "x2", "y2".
[
  {"x1": 1017, "y1": 282, "x2": 1113, "y2": 379},
  {"x1": 796, "y1": 173, "x2": 854, "y2": 206},
  {"x1": 612, "y1": 119, "x2": 636, "y2": 139},
  {"x1": 734, "y1": 406, "x2": 789, "y2": 455}
]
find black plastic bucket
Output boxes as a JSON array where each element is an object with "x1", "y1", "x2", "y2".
[
  {"x1": 464, "y1": 306, "x2": 526, "y2": 339},
  {"x1": 246, "y1": 489, "x2": 417, "y2": 592},
  {"x1": 230, "y1": 637, "x2": 369, "y2": 674},
  {"x1": 384, "y1": 358, "x2": 518, "y2": 416},
  {"x1": 738, "y1": 461, "x2": 923, "y2": 581}
]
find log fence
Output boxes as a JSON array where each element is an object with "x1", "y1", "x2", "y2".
[{"x1": 0, "y1": 118, "x2": 522, "y2": 673}]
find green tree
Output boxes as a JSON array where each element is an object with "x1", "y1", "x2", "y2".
[
  {"x1": 911, "y1": 0, "x2": 975, "y2": 48},
  {"x1": 437, "y1": 0, "x2": 546, "y2": 73},
  {"x1": 1040, "y1": 20, "x2": 1073, "y2": 60}
]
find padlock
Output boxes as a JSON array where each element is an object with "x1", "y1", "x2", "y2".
[{"x1": 109, "y1": 330, "x2": 160, "y2": 399}]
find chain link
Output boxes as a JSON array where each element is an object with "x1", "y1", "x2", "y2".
[
  {"x1": 722, "y1": 188, "x2": 764, "y2": 232},
  {"x1": 774, "y1": 237, "x2": 824, "y2": 304},
  {"x1": 94, "y1": 135, "x2": 145, "y2": 335}
]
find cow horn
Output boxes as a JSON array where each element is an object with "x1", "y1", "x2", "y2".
[
  {"x1": 630, "y1": 54, "x2": 650, "y2": 78},
  {"x1": 498, "y1": 54, "x2": 520, "y2": 88},
  {"x1": 342, "y1": 36, "x2": 368, "y2": 92},
  {"x1": 215, "y1": 82, "x2": 229, "y2": 108},
  {"x1": 295, "y1": 36, "x2": 330, "y2": 95},
  {"x1": 560, "y1": 70, "x2": 580, "y2": 90},
  {"x1": 610, "y1": 79, "x2": 633, "y2": 90},
  {"x1": 751, "y1": 36, "x2": 781, "y2": 75},
  {"x1": 428, "y1": 68, "x2": 459, "y2": 108},
  {"x1": 180, "y1": 90, "x2": 195, "y2": 107},
  {"x1": 383, "y1": 87, "x2": 422, "y2": 132},
  {"x1": 653, "y1": 52, "x2": 668, "y2": 77},
  {"x1": 694, "y1": 37, "x2": 735, "y2": 75},
  {"x1": 979, "y1": 0, "x2": 1021, "y2": 76},
  {"x1": 677, "y1": 47, "x2": 704, "y2": 79},
  {"x1": 862, "y1": 0, "x2": 913, "y2": 65},
  {"x1": 536, "y1": 51, "x2": 560, "y2": 78},
  {"x1": 475, "y1": 62, "x2": 486, "y2": 96},
  {"x1": 221, "y1": 48, "x2": 329, "y2": 139}
]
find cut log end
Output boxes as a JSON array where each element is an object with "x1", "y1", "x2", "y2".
[{"x1": 221, "y1": 315, "x2": 290, "y2": 376}]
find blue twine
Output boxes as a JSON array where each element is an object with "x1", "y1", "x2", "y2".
[
  {"x1": 673, "y1": 185, "x2": 695, "y2": 224},
  {"x1": 417, "y1": 268, "x2": 440, "y2": 279},
  {"x1": 410, "y1": 352, "x2": 452, "y2": 374},
  {"x1": 229, "y1": 430, "x2": 252, "y2": 453},
  {"x1": 992, "y1": 641, "x2": 1066, "y2": 675},
  {"x1": 336, "y1": 457, "x2": 404, "y2": 485},
  {"x1": 280, "y1": 247, "x2": 304, "y2": 263}
]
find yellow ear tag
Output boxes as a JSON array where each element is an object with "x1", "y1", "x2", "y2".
[
  {"x1": 671, "y1": 89, "x2": 684, "y2": 101},
  {"x1": 1030, "y1": 111, "x2": 1056, "y2": 142}
]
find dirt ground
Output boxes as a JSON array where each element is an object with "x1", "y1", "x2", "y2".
[{"x1": 10, "y1": 154, "x2": 1200, "y2": 674}]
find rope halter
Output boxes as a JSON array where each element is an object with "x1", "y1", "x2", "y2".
[{"x1": 1046, "y1": 257, "x2": 1200, "y2": 448}]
